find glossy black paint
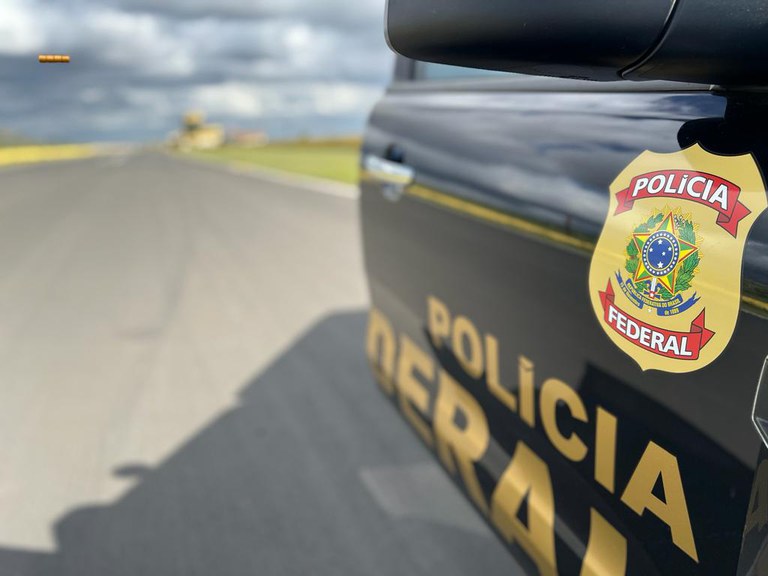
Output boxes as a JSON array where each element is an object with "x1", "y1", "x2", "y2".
[
  {"x1": 625, "y1": 0, "x2": 768, "y2": 85},
  {"x1": 387, "y1": 0, "x2": 768, "y2": 87},
  {"x1": 385, "y1": 0, "x2": 673, "y2": 80},
  {"x1": 361, "y1": 66, "x2": 768, "y2": 574}
]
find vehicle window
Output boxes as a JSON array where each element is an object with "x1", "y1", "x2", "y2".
[{"x1": 415, "y1": 61, "x2": 511, "y2": 81}]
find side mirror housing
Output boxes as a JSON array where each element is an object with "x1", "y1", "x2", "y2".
[{"x1": 385, "y1": 0, "x2": 768, "y2": 86}]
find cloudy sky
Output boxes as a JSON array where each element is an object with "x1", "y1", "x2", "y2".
[{"x1": 0, "y1": 0, "x2": 393, "y2": 142}]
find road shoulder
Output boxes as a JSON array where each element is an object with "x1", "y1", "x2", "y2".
[{"x1": 169, "y1": 151, "x2": 360, "y2": 200}]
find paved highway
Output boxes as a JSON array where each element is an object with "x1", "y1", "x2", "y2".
[{"x1": 0, "y1": 153, "x2": 519, "y2": 575}]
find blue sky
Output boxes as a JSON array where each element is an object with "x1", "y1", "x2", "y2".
[{"x1": 0, "y1": 0, "x2": 393, "y2": 142}]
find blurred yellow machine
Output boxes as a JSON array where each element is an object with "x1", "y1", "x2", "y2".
[{"x1": 173, "y1": 112, "x2": 224, "y2": 150}]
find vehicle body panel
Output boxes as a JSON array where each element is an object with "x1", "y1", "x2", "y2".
[{"x1": 361, "y1": 63, "x2": 768, "y2": 574}]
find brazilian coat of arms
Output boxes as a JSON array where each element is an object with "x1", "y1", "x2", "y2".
[{"x1": 619, "y1": 210, "x2": 700, "y2": 317}]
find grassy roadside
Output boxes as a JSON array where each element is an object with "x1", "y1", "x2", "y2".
[
  {"x1": 183, "y1": 143, "x2": 361, "y2": 185},
  {"x1": 0, "y1": 145, "x2": 97, "y2": 167}
]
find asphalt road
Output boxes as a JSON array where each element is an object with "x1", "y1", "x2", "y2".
[{"x1": 0, "y1": 153, "x2": 519, "y2": 575}]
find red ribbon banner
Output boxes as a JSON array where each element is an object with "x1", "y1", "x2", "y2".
[
  {"x1": 615, "y1": 169, "x2": 751, "y2": 237},
  {"x1": 599, "y1": 280, "x2": 715, "y2": 360}
]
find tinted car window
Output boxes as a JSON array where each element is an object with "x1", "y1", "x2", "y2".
[{"x1": 415, "y1": 61, "x2": 510, "y2": 80}]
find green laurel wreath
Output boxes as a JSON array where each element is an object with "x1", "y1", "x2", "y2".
[{"x1": 624, "y1": 212, "x2": 700, "y2": 299}]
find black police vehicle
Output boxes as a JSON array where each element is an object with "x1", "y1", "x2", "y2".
[{"x1": 362, "y1": 1, "x2": 768, "y2": 574}]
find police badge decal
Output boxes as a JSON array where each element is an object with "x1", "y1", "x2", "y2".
[{"x1": 589, "y1": 144, "x2": 767, "y2": 373}]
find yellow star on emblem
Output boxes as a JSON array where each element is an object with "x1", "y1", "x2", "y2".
[{"x1": 632, "y1": 212, "x2": 698, "y2": 295}]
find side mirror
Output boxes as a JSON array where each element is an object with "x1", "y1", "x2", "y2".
[{"x1": 385, "y1": 0, "x2": 768, "y2": 86}]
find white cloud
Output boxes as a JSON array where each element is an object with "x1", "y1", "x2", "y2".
[
  {"x1": 0, "y1": 0, "x2": 46, "y2": 54},
  {"x1": 186, "y1": 81, "x2": 382, "y2": 119},
  {"x1": 189, "y1": 83, "x2": 265, "y2": 117}
]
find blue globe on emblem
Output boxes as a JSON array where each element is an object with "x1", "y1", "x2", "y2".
[{"x1": 641, "y1": 230, "x2": 680, "y2": 277}]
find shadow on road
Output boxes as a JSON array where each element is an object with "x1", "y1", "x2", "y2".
[{"x1": 0, "y1": 311, "x2": 514, "y2": 576}]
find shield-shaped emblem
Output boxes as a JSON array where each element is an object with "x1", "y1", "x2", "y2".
[{"x1": 589, "y1": 144, "x2": 767, "y2": 373}]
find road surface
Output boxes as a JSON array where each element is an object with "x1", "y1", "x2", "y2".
[{"x1": 0, "y1": 153, "x2": 519, "y2": 575}]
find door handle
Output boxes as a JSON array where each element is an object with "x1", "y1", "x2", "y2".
[{"x1": 362, "y1": 154, "x2": 415, "y2": 201}]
